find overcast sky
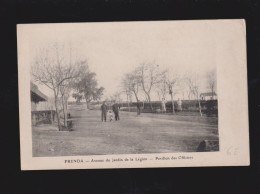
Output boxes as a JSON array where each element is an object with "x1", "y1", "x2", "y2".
[{"x1": 28, "y1": 21, "x2": 216, "y2": 101}]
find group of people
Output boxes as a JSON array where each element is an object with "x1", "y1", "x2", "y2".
[{"x1": 101, "y1": 101, "x2": 120, "y2": 122}]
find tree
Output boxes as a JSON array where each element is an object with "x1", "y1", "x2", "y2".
[
  {"x1": 186, "y1": 73, "x2": 202, "y2": 116},
  {"x1": 165, "y1": 72, "x2": 179, "y2": 114},
  {"x1": 207, "y1": 69, "x2": 217, "y2": 99},
  {"x1": 72, "y1": 93, "x2": 83, "y2": 103},
  {"x1": 72, "y1": 64, "x2": 104, "y2": 109},
  {"x1": 125, "y1": 88, "x2": 132, "y2": 112},
  {"x1": 136, "y1": 62, "x2": 164, "y2": 109},
  {"x1": 122, "y1": 73, "x2": 140, "y2": 102},
  {"x1": 110, "y1": 91, "x2": 122, "y2": 103},
  {"x1": 59, "y1": 80, "x2": 73, "y2": 127},
  {"x1": 155, "y1": 72, "x2": 168, "y2": 101},
  {"x1": 32, "y1": 44, "x2": 82, "y2": 130}
]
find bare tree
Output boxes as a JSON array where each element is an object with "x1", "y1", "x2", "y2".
[
  {"x1": 32, "y1": 44, "x2": 83, "y2": 130},
  {"x1": 112, "y1": 91, "x2": 122, "y2": 103},
  {"x1": 136, "y1": 62, "x2": 164, "y2": 109},
  {"x1": 207, "y1": 69, "x2": 217, "y2": 99},
  {"x1": 155, "y1": 72, "x2": 168, "y2": 101},
  {"x1": 124, "y1": 88, "x2": 132, "y2": 112},
  {"x1": 122, "y1": 73, "x2": 140, "y2": 102},
  {"x1": 186, "y1": 73, "x2": 202, "y2": 116},
  {"x1": 156, "y1": 90, "x2": 162, "y2": 101},
  {"x1": 165, "y1": 72, "x2": 179, "y2": 114},
  {"x1": 59, "y1": 80, "x2": 73, "y2": 127}
]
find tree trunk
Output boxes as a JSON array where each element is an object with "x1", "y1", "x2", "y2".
[
  {"x1": 198, "y1": 99, "x2": 202, "y2": 116},
  {"x1": 62, "y1": 96, "x2": 65, "y2": 125},
  {"x1": 195, "y1": 92, "x2": 203, "y2": 117},
  {"x1": 85, "y1": 95, "x2": 91, "y2": 109},
  {"x1": 170, "y1": 93, "x2": 175, "y2": 114},
  {"x1": 133, "y1": 91, "x2": 139, "y2": 102},
  {"x1": 64, "y1": 103, "x2": 68, "y2": 127},
  {"x1": 65, "y1": 97, "x2": 68, "y2": 110},
  {"x1": 54, "y1": 96, "x2": 61, "y2": 131},
  {"x1": 61, "y1": 95, "x2": 67, "y2": 127},
  {"x1": 147, "y1": 94, "x2": 153, "y2": 110}
]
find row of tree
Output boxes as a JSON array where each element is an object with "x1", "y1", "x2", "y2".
[
  {"x1": 32, "y1": 44, "x2": 104, "y2": 130},
  {"x1": 119, "y1": 62, "x2": 216, "y2": 115}
]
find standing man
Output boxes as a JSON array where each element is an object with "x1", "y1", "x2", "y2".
[
  {"x1": 112, "y1": 102, "x2": 120, "y2": 121},
  {"x1": 101, "y1": 101, "x2": 107, "y2": 122}
]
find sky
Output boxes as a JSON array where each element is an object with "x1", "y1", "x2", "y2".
[{"x1": 28, "y1": 20, "x2": 217, "y2": 102}]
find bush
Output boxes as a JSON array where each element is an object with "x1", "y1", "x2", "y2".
[{"x1": 203, "y1": 100, "x2": 218, "y2": 116}]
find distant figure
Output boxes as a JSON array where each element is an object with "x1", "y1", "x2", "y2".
[
  {"x1": 161, "y1": 98, "x2": 166, "y2": 113},
  {"x1": 107, "y1": 110, "x2": 114, "y2": 122},
  {"x1": 112, "y1": 103, "x2": 120, "y2": 121},
  {"x1": 177, "y1": 98, "x2": 182, "y2": 112},
  {"x1": 136, "y1": 100, "x2": 141, "y2": 115},
  {"x1": 101, "y1": 101, "x2": 107, "y2": 122},
  {"x1": 67, "y1": 112, "x2": 71, "y2": 119}
]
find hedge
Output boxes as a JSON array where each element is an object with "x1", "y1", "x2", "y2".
[{"x1": 119, "y1": 100, "x2": 218, "y2": 116}]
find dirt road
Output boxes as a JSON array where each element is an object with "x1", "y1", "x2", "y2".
[{"x1": 32, "y1": 107, "x2": 218, "y2": 157}]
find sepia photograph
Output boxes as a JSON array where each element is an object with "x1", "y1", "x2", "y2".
[
  {"x1": 18, "y1": 20, "x2": 249, "y2": 169},
  {"x1": 29, "y1": 21, "x2": 218, "y2": 157},
  {"x1": 2, "y1": 0, "x2": 257, "y2": 191}
]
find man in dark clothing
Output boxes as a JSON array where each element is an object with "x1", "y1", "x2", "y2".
[
  {"x1": 136, "y1": 100, "x2": 141, "y2": 115},
  {"x1": 112, "y1": 103, "x2": 120, "y2": 121},
  {"x1": 101, "y1": 101, "x2": 107, "y2": 122}
]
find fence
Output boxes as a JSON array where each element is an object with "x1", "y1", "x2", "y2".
[
  {"x1": 119, "y1": 100, "x2": 218, "y2": 116},
  {"x1": 31, "y1": 110, "x2": 56, "y2": 126}
]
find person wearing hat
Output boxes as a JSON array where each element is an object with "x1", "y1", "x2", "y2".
[{"x1": 112, "y1": 102, "x2": 120, "y2": 121}]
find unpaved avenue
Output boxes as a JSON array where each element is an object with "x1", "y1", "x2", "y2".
[{"x1": 32, "y1": 108, "x2": 218, "y2": 157}]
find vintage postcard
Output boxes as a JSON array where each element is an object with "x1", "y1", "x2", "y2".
[{"x1": 18, "y1": 19, "x2": 249, "y2": 170}]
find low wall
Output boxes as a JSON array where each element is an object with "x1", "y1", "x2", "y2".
[
  {"x1": 31, "y1": 110, "x2": 56, "y2": 126},
  {"x1": 119, "y1": 100, "x2": 218, "y2": 116}
]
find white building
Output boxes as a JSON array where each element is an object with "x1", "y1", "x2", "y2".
[{"x1": 200, "y1": 92, "x2": 217, "y2": 100}]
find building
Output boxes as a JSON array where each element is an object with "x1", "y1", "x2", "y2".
[
  {"x1": 31, "y1": 82, "x2": 55, "y2": 125},
  {"x1": 31, "y1": 82, "x2": 48, "y2": 110},
  {"x1": 200, "y1": 92, "x2": 217, "y2": 100}
]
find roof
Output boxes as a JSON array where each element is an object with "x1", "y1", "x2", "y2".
[
  {"x1": 31, "y1": 82, "x2": 48, "y2": 102},
  {"x1": 200, "y1": 92, "x2": 217, "y2": 97}
]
